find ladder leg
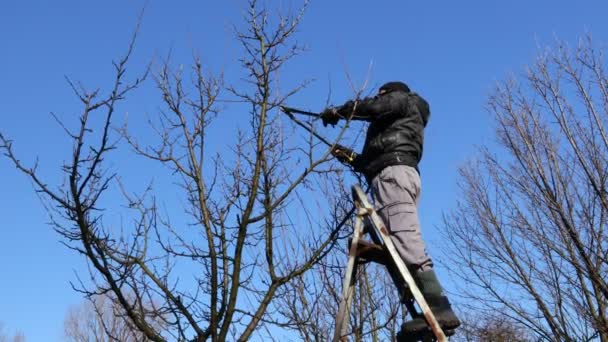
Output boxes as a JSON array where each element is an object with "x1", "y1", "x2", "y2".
[
  {"x1": 340, "y1": 263, "x2": 358, "y2": 339},
  {"x1": 333, "y1": 215, "x2": 365, "y2": 342},
  {"x1": 351, "y1": 185, "x2": 447, "y2": 342}
]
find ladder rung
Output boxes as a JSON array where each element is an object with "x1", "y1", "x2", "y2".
[{"x1": 349, "y1": 239, "x2": 390, "y2": 265}]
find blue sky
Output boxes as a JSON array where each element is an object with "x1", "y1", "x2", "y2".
[{"x1": 1, "y1": 0, "x2": 608, "y2": 340}]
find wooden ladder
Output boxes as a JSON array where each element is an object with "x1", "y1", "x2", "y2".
[{"x1": 333, "y1": 185, "x2": 447, "y2": 342}]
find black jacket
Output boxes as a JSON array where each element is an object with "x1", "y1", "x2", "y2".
[{"x1": 336, "y1": 91, "x2": 430, "y2": 179}]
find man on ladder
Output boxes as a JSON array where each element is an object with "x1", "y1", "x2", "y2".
[{"x1": 320, "y1": 81, "x2": 461, "y2": 336}]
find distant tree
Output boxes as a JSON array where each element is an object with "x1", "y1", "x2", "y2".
[
  {"x1": 1, "y1": 1, "x2": 358, "y2": 340},
  {"x1": 0, "y1": 323, "x2": 25, "y2": 342},
  {"x1": 64, "y1": 294, "x2": 163, "y2": 342},
  {"x1": 442, "y1": 35, "x2": 608, "y2": 341},
  {"x1": 453, "y1": 314, "x2": 532, "y2": 342}
]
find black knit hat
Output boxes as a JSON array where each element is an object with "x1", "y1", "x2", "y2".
[{"x1": 379, "y1": 81, "x2": 410, "y2": 94}]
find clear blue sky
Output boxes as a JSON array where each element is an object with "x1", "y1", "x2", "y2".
[{"x1": 1, "y1": 1, "x2": 607, "y2": 340}]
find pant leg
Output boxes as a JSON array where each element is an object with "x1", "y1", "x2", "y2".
[{"x1": 371, "y1": 165, "x2": 433, "y2": 272}]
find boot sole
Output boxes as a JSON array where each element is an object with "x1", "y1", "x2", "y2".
[{"x1": 397, "y1": 328, "x2": 456, "y2": 341}]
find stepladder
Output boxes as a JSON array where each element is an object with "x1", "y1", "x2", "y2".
[{"x1": 333, "y1": 185, "x2": 449, "y2": 342}]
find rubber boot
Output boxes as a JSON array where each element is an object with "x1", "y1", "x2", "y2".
[{"x1": 400, "y1": 270, "x2": 461, "y2": 334}]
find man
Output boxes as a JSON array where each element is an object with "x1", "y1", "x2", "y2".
[{"x1": 320, "y1": 81, "x2": 460, "y2": 334}]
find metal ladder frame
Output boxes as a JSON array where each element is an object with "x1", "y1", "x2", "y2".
[{"x1": 333, "y1": 185, "x2": 447, "y2": 342}]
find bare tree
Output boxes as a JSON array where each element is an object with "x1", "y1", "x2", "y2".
[
  {"x1": 1, "y1": 1, "x2": 360, "y2": 341},
  {"x1": 442, "y1": 35, "x2": 608, "y2": 341},
  {"x1": 276, "y1": 238, "x2": 403, "y2": 342}
]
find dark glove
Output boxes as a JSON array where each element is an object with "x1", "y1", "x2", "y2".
[
  {"x1": 331, "y1": 144, "x2": 358, "y2": 165},
  {"x1": 320, "y1": 107, "x2": 341, "y2": 127}
]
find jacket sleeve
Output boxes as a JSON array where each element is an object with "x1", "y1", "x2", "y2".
[{"x1": 335, "y1": 92, "x2": 410, "y2": 122}]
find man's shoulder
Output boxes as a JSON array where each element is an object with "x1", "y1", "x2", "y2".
[{"x1": 406, "y1": 92, "x2": 430, "y2": 124}]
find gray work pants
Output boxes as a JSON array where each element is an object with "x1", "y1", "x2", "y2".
[{"x1": 371, "y1": 165, "x2": 433, "y2": 272}]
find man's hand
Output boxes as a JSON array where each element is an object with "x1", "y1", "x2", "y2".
[
  {"x1": 331, "y1": 144, "x2": 358, "y2": 166},
  {"x1": 320, "y1": 107, "x2": 341, "y2": 127}
]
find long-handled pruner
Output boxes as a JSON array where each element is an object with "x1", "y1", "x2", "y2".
[
  {"x1": 280, "y1": 106, "x2": 322, "y2": 119},
  {"x1": 280, "y1": 105, "x2": 358, "y2": 164},
  {"x1": 280, "y1": 105, "x2": 333, "y2": 147}
]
